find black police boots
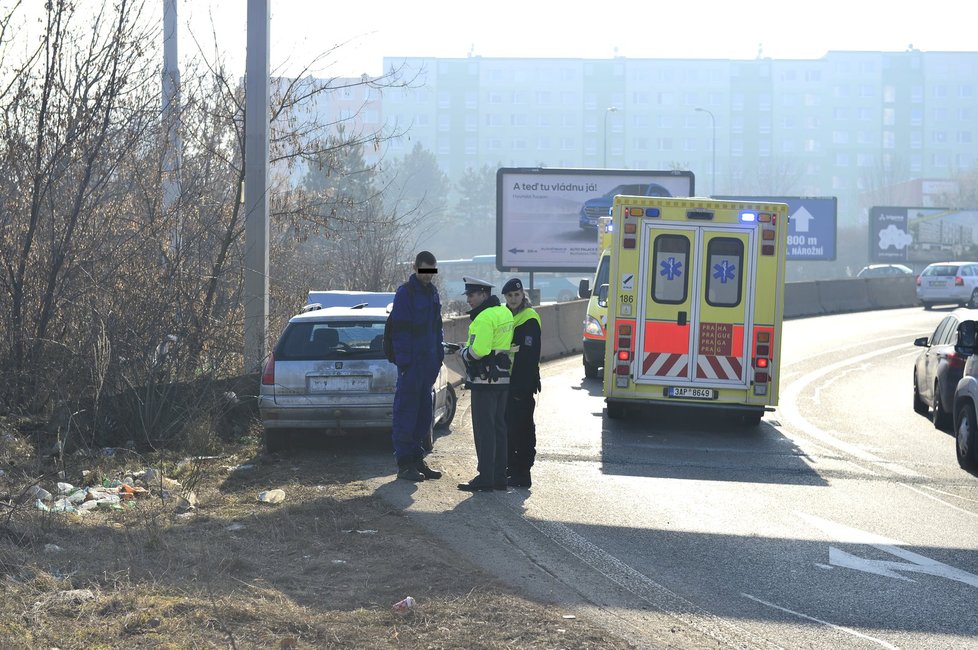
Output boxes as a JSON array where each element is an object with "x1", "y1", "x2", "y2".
[
  {"x1": 416, "y1": 458, "x2": 442, "y2": 480},
  {"x1": 507, "y1": 470, "x2": 532, "y2": 488},
  {"x1": 396, "y1": 457, "x2": 426, "y2": 482}
]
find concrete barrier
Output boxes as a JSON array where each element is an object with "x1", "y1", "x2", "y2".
[
  {"x1": 865, "y1": 276, "x2": 918, "y2": 310},
  {"x1": 784, "y1": 282, "x2": 824, "y2": 318},
  {"x1": 815, "y1": 279, "x2": 871, "y2": 314}
]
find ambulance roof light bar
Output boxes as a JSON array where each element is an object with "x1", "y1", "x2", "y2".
[{"x1": 740, "y1": 211, "x2": 757, "y2": 222}]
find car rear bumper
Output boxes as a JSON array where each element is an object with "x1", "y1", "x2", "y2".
[{"x1": 259, "y1": 397, "x2": 394, "y2": 429}]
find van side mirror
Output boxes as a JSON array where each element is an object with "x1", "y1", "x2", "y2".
[
  {"x1": 597, "y1": 283, "x2": 609, "y2": 308},
  {"x1": 579, "y1": 278, "x2": 591, "y2": 300},
  {"x1": 956, "y1": 320, "x2": 976, "y2": 355}
]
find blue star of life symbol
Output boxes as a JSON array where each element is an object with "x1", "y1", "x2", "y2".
[
  {"x1": 660, "y1": 256, "x2": 683, "y2": 281},
  {"x1": 713, "y1": 260, "x2": 736, "y2": 284}
]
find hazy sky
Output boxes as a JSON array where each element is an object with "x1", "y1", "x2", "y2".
[{"x1": 181, "y1": 0, "x2": 977, "y2": 77}]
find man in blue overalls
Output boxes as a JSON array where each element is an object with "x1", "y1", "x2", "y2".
[{"x1": 389, "y1": 251, "x2": 445, "y2": 481}]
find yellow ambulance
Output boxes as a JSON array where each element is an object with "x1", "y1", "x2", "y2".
[
  {"x1": 579, "y1": 216, "x2": 614, "y2": 379},
  {"x1": 603, "y1": 196, "x2": 789, "y2": 425}
]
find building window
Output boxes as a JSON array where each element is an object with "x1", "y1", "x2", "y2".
[
  {"x1": 857, "y1": 153, "x2": 872, "y2": 167},
  {"x1": 910, "y1": 154, "x2": 923, "y2": 173},
  {"x1": 832, "y1": 131, "x2": 849, "y2": 144},
  {"x1": 437, "y1": 92, "x2": 451, "y2": 108},
  {"x1": 958, "y1": 131, "x2": 973, "y2": 144},
  {"x1": 656, "y1": 138, "x2": 673, "y2": 151},
  {"x1": 883, "y1": 85, "x2": 896, "y2": 103},
  {"x1": 488, "y1": 92, "x2": 503, "y2": 104},
  {"x1": 910, "y1": 132, "x2": 922, "y2": 149},
  {"x1": 883, "y1": 108, "x2": 895, "y2": 126},
  {"x1": 561, "y1": 137, "x2": 575, "y2": 150},
  {"x1": 932, "y1": 152, "x2": 949, "y2": 168},
  {"x1": 933, "y1": 131, "x2": 947, "y2": 143},
  {"x1": 635, "y1": 137, "x2": 649, "y2": 151},
  {"x1": 833, "y1": 107, "x2": 848, "y2": 120},
  {"x1": 911, "y1": 85, "x2": 923, "y2": 103},
  {"x1": 883, "y1": 131, "x2": 895, "y2": 149},
  {"x1": 835, "y1": 153, "x2": 849, "y2": 167}
]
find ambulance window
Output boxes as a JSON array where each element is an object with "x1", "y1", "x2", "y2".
[
  {"x1": 705, "y1": 237, "x2": 744, "y2": 307},
  {"x1": 651, "y1": 235, "x2": 689, "y2": 304}
]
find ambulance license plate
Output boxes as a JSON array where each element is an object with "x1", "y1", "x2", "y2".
[{"x1": 666, "y1": 387, "x2": 716, "y2": 400}]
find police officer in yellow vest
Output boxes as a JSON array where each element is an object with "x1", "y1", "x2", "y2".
[{"x1": 457, "y1": 276, "x2": 515, "y2": 492}]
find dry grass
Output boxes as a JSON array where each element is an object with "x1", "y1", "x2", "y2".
[{"x1": 0, "y1": 427, "x2": 633, "y2": 649}]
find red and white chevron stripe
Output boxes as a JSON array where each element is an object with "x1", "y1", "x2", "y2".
[
  {"x1": 695, "y1": 355, "x2": 744, "y2": 381},
  {"x1": 643, "y1": 352, "x2": 689, "y2": 378}
]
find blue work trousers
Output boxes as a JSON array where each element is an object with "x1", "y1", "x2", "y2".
[{"x1": 392, "y1": 364, "x2": 438, "y2": 462}]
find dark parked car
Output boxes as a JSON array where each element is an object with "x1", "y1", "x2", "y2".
[
  {"x1": 913, "y1": 308, "x2": 978, "y2": 429},
  {"x1": 952, "y1": 320, "x2": 978, "y2": 470}
]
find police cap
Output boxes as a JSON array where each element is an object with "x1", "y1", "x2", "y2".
[
  {"x1": 462, "y1": 276, "x2": 493, "y2": 295},
  {"x1": 501, "y1": 278, "x2": 523, "y2": 294}
]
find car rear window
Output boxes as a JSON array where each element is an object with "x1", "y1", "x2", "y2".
[
  {"x1": 276, "y1": 320, "x2": 386, "y2": 360},
  {"x1": 922, "y1": 265, "x2": 959, "y2": 277}
]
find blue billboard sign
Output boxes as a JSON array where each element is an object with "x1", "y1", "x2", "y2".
[{"x1": 715, "y1": 196, "x2": 837, "y2": 261}]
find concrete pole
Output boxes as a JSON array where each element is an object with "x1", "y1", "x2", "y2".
[
  {"x1": 162, "y1": 0, "x2": 181, "y2": 252},
  {"x1": 244, "y1": 0, "x2": 270, "y2": 373}
]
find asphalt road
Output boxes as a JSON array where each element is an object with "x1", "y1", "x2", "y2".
[{"x1": 356, "y1": 306, "x2": 978, "y2": 649}]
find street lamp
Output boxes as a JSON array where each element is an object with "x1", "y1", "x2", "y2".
[
  {"x1": 603, "y1": 106, "x2": 618, "y2": 168},
  {"x1": 695, "y1": 107, "x2": 716, "y2": 195}
]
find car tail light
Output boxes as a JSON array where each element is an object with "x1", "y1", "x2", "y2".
[
  {"x1": 955, "y1": 276, "x2": 965, "y2": 286},
  {"x1": 948, "y1": 352, "x2": 966, "y2": 370},
  {"x1": 261, "y1": 353, "x2": 275, "y2": 385}
]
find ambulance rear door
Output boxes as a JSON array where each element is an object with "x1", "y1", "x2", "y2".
[{"x1": 635, "y1": 219, "x2": 755, "y2": 398}]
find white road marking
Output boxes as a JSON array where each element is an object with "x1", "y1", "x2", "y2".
[
  {"x1": 741, "y1": 593, "x2": 899, "y2": 650},
  {"x1": 918, "y1": 484, "x2": 978, "y2": 504},
  {"x1": 778, "y1": 342, "x2": 921, "y2": 477},
  {"x1": 897, "y1": 483, "x2": 978, "y2": 520},
  {"x1": 798, "y1": 512, "x2": 978, "y2": 589},
  {"x1": 499, "y1": 505, "x2": 784, "y2": 649}
]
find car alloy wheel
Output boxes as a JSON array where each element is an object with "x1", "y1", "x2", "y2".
[{"x1": 956, "y1": 403, "x2": 978, "y2": 470}]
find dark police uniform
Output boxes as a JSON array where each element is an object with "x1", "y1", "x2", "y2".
[{"x1": 502, "y1": 278, "x2": 541, "y2": 487}]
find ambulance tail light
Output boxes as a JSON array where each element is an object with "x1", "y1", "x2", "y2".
[
  {"x1": 615, "y1": 364, "x2": 630, "y2": 375},
  {"x1": 754, "y1": 357, "x2": 769, "y2": 369},
  {"x1": 617, "y1": 350, "x2": 631, "y2": 361},
  {"x1": 755, "y1": 372, "x2": 769, "y2": 383}
]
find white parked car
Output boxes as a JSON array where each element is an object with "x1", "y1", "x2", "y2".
[
  {"x1": 916, "y1": 262, "x2": 978, "y2": 310},
  {"x1": 259, "y1": 303, "x2": 456, "y2": 452}
]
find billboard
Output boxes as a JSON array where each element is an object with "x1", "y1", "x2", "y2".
[
  {"x1": 869, "y1": 206, "x2": 978, "y2": 263},
  {"x1": 496, "y1": 168, "x2": 695, "y2": 272},
  {"x1": 715, "y1": 195, "x2": 837, "y2": 261}
]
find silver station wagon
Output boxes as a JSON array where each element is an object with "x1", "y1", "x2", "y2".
[
  {"x1": 259, "y1": 303, "x2": 456, "y2": 452},
  {"x1": 916, "y1": 261, "x2": 978, "y2": 309}
]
